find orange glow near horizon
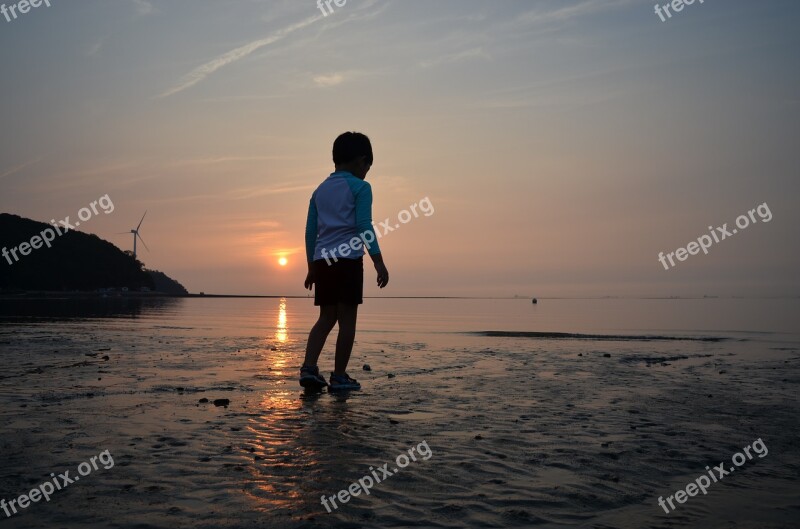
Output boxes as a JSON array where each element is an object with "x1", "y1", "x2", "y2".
[{"x1": 278, "y1": 257, "x2": 288, "y2": 267}]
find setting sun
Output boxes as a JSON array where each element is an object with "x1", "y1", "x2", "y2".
[{"x1": 278, "y1": 257, "x2": 288, "y2": 267}]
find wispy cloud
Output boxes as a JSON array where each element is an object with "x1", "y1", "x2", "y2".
[
  {"x1": 158, "y1": 14, "x2": 322, "y2": 99},
  {"x1": 511, "y1": 0, "x2": 638, "y2": 28},
  {"x1": 132, "y1": 0, "x2": 156, "y2": 16},
  {"x1": 0, "y1": 156, "x2": 45, "y2": 180},
  {"x1": 195, "y1": 93, "x2": 292, "y2": 104},
  {"x1": 313, "y1": 73, "x2": 345, "y2": 87},
  {"x1": 487, "y1": 65, "x2": 629, "y2": 97},
  {"x1": 228, "y1": 184, "x2": 316, "y2": 200},
  {"x1": 476, "y1": 86, "x2": 629, "y2": 110},
  {"x1": 420, "y1": 47, "x2": 491, "y2": 69},
  {"x1": 147, "y1": 183, "x2": 317, "y2": 206},
  {"x1": 87, "y1": 38, "x2": 104, "y2": 57},
  {"x1": 167, "y1": 155, "x2": 297, "y2": 167}
]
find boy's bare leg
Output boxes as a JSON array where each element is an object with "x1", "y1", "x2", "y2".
[
  {"x1": 333, "y1": 303, "x2": 358, "y2": 375},
  {"x1": 303, "y1": 305, "x2": 338, "y2": 366}
]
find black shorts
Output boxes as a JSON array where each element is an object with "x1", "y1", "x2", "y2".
[{"x1": 313, "y1": 256, "x2": 363, "y2": 306}]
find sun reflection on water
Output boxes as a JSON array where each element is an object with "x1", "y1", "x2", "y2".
[
  {"x1": 237, "y1": 298, "x2": 333, "y2": 516},
  {"x1": 275, "y1": 297, "x2": 287, "y2": 344}
]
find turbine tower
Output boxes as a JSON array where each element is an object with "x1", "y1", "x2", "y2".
[{"x1": 127, "y1": 211, "x2": 149, "y2": 259}]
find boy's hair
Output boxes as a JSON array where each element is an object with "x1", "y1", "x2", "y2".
[{"x1": 333, "y1": 132, "x2": 373, "y2": 166}]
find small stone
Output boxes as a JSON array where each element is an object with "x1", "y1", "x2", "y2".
[
  {"x1": 363, "y1": 364, "x2": 371, "y2": 371},
  {"x1": 213, "y1": 399, "x2": 230, "y2": 407},
  {"x1": 474, "y1": 435, "x2": 483, "y2": 440},
  {"x1": 602, "y1": 353, "x2": 611, "y2": 358},
  {"x1": 199, "y1": 398, "x2": 209, "y2": 403},
  {"x1": 387, "y1": 373, "x2": 395, "y2": 378},
  {"x1": 101, "y1": 355, "x2": 110, "y2": 361}
]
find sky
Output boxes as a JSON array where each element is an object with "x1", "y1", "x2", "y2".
[{"x1": 0, "y1": 0, "x2": 798, "y2": 297}]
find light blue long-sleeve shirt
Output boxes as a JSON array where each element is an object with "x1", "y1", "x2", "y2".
[{"x1": 305, "y1": 171, "x2": 381, "y2": 262}]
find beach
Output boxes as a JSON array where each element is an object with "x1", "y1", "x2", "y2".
[
  {"x1": 0, "y1": 297, "x2": 798, "y2": 528},
  {"x1": 2, "y1": 1, "x2": 799, "y2": 527}
]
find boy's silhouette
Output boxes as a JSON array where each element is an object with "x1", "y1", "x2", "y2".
[{"x1": 301, "y1": 132, "x2": 389, "y2": 391}]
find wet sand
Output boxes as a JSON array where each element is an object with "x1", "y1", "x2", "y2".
[{"x1": 0, "y1": 301, "x2": 798, "y2": 528}]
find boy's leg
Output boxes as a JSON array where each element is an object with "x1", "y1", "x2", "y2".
[
  {"x1": 304, "y1": 305, "x2": 338, "y2": 366},
  {"x1": 333, "y1": 303, "x2": 358, "y2": 375}
]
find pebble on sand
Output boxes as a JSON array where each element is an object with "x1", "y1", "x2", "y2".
[
  {"x1": 213, "y1": 399, "x2": 230, "y2": 407},
  {"x1": 363, "y1": 364, "x2": 371, "y2": 371}
]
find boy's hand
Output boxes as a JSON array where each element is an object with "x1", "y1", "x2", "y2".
[
  {"x1": 374, "y1": 261, "x2": 389, "y2": 288},
  {"x1": 304, "y1": 269, "x2": 315, "y2": 290}
]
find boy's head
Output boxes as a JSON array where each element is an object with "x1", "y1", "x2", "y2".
[{"x1": 333, "y1": 131, "x2": 373, "y2": 179}]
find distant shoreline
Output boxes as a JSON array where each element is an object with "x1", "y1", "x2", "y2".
[
  {"x1": 0, "y1": 292, "x2": 797, "y2": 301},
  {"x1": 0, "y1": 291, "x2": 188, "y2": 300}
]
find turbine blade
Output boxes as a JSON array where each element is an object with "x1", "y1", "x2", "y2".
[
  {"x1": 137, "y1": 233, "x2": 150, "y2": 252},
  {"x1": 136, "y1": 210, "x2": 148, "y2": 231}
]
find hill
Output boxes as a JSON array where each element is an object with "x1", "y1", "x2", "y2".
[
  {"x1": 0, "y1": 213, "x2": 186, "y2": 294},
  {"x1": 147, "y1": 270, "x2": 188, "y2": 295}
]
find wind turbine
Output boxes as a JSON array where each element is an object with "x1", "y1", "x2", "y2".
[{"x1": 122, "y1": 211, "x2": 149, "y2": 259}]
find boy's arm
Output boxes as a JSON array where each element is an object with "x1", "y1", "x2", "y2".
[
  {"x1": 354, "y1": 183, "x2": 388, "y2": 288},
  {"x1": 303, "y1": 195, "x2": 318, "y2": 290},
  {"x1": 354, "y1": 183, "x2": 381, "y2": 256},
  {"x1": 305, "y1": 194, "x2": 318, "y2": 264}
]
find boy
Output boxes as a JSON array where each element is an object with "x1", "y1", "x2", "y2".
[{"x1": 301, "y1": 132, "x2": 389, "y2": 391}]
